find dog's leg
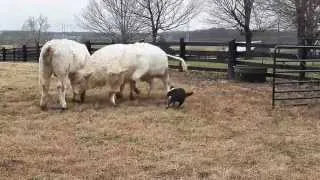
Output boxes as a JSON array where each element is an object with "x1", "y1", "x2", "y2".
[
  {"x1": 177, "y1": 101, "x2": 184, "y2": 108},
  {"x1": 166, "y1": 96, "x2": 172, "y2": 109}
]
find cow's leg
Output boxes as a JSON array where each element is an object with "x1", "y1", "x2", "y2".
[
  {"x1": 57, "y1": 76, "x2": 68, "y2": 110},
  {"x1": 72, "y1": 91, "x2": 86, "y2": 103},
  {"x1": 162, "y1": 70, "x2": 171, "y2": 93},
  {"x1": 133, "y1": 81, "x2": 140, "y2": 95},
  {"x1": 39, "y1": 67, "x2": 52, "y2": 110},
  {"x1": 80, "y1": 91, "x2": 86, "y2": 103},
  {"x1": 72, "y1": 92, "x2": 77, "y2": 102},
  {"x1": 116, "y1": 80, "x2": 140, "y2": 100},
  {"x1": 129, "y1": 80, "x2": 137, "y2": 100},
  {"x1": 109, "y1": 92, "x2": 117, "y2": 106},
  {"x1": 148, "y1": 79, "x2": 155, "y2": 97},
  {"x1": 72, "y1": 90, "x2": 86, "y2": 103},
  {"x1": 39, "y1": 77, "x2": 51, "y2": 110},
  {"x1": 130, "y1": 70, "x2": 146, "y2": 99},
  {"x1": 108, "y1": 73, "x2": 125, "y2": 106},
  {"x1": 116, "y1": 82, "x2": 126, "y2": 99}
]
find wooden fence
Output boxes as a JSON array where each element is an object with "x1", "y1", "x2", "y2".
[
  {"x1": 87, "y1": 38, "x2": 319, "y2": 80},
  {"x1": 1, "y1": 39, "x2": 319, "y2": 80},
  {"x1": 0, "y1": 44, "x2": 40, "y2": 62}
]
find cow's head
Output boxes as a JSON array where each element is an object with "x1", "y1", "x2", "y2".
[{"x1": 69, "y1": 70, "x2": 91, "y2": 102}]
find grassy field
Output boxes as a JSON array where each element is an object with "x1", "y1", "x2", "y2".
[{"x1": 1, "y1": 62, "x2": 320, "y2": 179}]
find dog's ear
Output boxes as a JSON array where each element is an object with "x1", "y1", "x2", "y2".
[{"x1": 170, "y1": 85, "x2": 175, "y2": 89}]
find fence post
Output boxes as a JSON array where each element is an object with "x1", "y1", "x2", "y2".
[
  {"x1": 22, "y1": 45, "x2": 27, "y2": 62},
  {"x1": 179, "y1": 38, "x2": 186, "y2": 72},
  {"x1": 228, "y1": 39, "x2": 237, "y2": 80},
  {"x1": 36, "y1": 42, "x2": 40, "y2": 61},
  {"x1": 299, "y1": 46, "x2": 307, "y2": 81},
  {"x1": 85, "y1": 40, "x2": 92, "y2": 54},
  {"x1": 13, "y1": 48, "x2": 16, "y2": 61},
  {"x1": 2, "y1": 47, "x2": 6, "y2": 61}
]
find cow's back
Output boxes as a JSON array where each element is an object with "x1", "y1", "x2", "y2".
[
  {"x1": 41, "y1": 39, "x2": 90, "y2": 75},
  {"x1": 88, "y1": 44, "x2": 129, "y2": 74},
  {"x1": 131, "y1": 43, "x2": 168, "y2": 75}
]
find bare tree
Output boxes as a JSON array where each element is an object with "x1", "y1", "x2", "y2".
[
  {"x1": 294, "y1": 0, "x2": 320, "y2": 45},
  {"x1": 263, "y1": 0, "x2": 296, "y2": 30},
  {"x1": 132, "y1": 0, "x2": 200, "y2": 42},
  {"x1": 77, "y1": 0, "x2": 143, "y2": 43},
  {"x1": 268, "y1": 0, "x2": 320, "y2": 45},
  {"x1": 207, "y1": 0, "x2": 276, "y2": 52},
  {"x1": 22, "y1": 14, "x2": 50, "y2": 45}
]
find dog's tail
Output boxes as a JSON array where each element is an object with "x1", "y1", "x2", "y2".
[{"x1": 186, "y1": 91, "x2": 193, "y2": 97}]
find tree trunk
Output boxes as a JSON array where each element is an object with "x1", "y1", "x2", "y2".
[
  {"x1": 244, "y1": 0, "x2": 253, "y2": 56},
  {"x1": 296, "y1": 0, "x2": 306, "y2": 54},
  {"x1": 152, "y1": 29, "x2": 158, "y2": 43},
  {"x1": 245, "y1": 28, "x2": 252, "y2": 54},
  {"x1": 120, "y1": 29, "x2": 128, "y2": 44},
  {"x1": 296, "y1": 0, "x2": 307, "y2": 80}
]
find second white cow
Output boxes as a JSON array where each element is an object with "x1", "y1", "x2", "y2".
[{"x1": 70, "y1": 42, "x2": 187, "y2": 105}]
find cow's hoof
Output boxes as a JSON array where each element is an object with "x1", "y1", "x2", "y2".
[
  {"x1": 60, "y1": 107, "x2": 68, "y2": 112},
  {"x1": 61, "y1": 104, "x2": 68, "y2": 111}
]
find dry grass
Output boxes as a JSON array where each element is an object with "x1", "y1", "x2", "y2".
[{"x1": 0, "y1": 62, "x2": 320, "y2": 180}]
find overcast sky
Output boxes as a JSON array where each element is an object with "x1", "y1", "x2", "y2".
[
  {"x1": 0, "y1": 0, "x2": 209, "y2": 32},
  {"x1": 0, "y1": 0, "x2": 93, "y2": 32}
]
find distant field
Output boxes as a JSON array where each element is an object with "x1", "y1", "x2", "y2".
[{"x1": 1, "y1": 62, "x2": 320, "y2": 179}]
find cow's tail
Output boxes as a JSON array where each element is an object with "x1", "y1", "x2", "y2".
[
  {"x1": 166, "y1": 54, "x2": 188, "y2": 72},
  {"x1": 39, "y1": 45, "x2": 54, "y2": 65}
]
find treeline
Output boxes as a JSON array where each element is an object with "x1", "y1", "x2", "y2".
[{"x1": 0, "y1": 28, "x2": 298, "y2": 47}]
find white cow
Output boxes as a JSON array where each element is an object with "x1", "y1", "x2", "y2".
[
  {"x1": 70, "y1": 42, "x2": 187, "y2": 105},
  {"x1": 118, "y1": 42, "x2": 187, "y2": 100},
  {"x1": 39, "y1": 39, "x2": 90, "y2": 110}
]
